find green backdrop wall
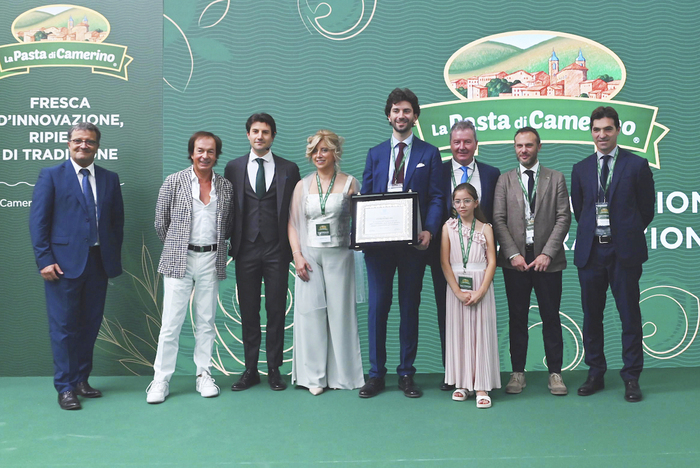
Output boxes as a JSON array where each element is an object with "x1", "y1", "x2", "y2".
[{"x1": 1, "y1": 0, "x2": 698, "y2": 378}]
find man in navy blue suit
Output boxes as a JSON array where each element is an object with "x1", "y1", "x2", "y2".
[
  {"x1": 571, "y1": 106, "x2": 654, "y2": 402},
  {"x1": 360, "y1": 88, "x2": 444, "y2": 398},
  {"x1": 30, "y1": 123, "x2": 124, "y2": 410},
  {"x1": 425, "y1": 120, "x2": 500, "y2": 391}
]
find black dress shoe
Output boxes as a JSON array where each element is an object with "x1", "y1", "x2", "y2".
[
  {"x1": 624, "y1": 380, "x2": 643, "y2": 402},
  {"x1": 577, "y1": 375, "x2": 605, "y2": 396},
  {"x1": 75, "y1": 381, "x2": 102, "y2": 398},
  {"x1": 268, "y1": 368, "x2": 287, "y2": 391},
  {"x1": 231, "y1": 369, "x2": 260, "y2": 391},
  {"x1": 399, "y1": 375, "x2": 423, "y2": 398},
  {"x1": 58, "y1": 390, "x2": 82, "y2": 410},
  {"x1": 359, "y1": 377, "x2": 385, "y2": 398},
  {"x1": 440, "y1": 381, "x2": 455, "y2": 391}
]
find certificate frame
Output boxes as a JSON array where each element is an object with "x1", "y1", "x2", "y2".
[{"x1": 350, "y1": 191, "x2": 422, "y2": 250}]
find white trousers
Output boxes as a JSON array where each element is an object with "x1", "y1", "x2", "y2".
[{"x1": 153, "y1": 251, "x2": 218, "y2": 381}]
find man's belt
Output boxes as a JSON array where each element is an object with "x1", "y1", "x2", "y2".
[
  {"x1": 188, "y1": 244, "x2": 217, "y2": 252},
  {"x1": 595, "y1": 235, "x2": 612, "y2": 244}
]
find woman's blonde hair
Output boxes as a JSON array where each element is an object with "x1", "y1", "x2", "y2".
[{"x1": 306, "y1": 129, "x2": 344, "y2": 169}]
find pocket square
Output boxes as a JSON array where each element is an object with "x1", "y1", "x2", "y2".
[{"x1": 416, "y1": 163, "x2": 425, "y2": 168}]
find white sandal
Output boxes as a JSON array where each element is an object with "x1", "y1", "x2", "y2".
[
  {"x1": 452, "y1": 388, "x2": 469, "y2": 401},
  {"x1": 476, "y1": 393, "x2": 492, "y2": 408}
]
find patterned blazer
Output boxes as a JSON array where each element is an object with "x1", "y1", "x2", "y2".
[{"x1": 155, "y1": 167, "x2": 234, "y2": 280}]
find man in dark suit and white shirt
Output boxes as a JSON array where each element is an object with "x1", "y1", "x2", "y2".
[
  {"x1": 359, "y1": 88, "x2": 444, "y2": 399},
  {"x1": 426, "y1": 119, "x2": 500, "y2": 391},
  {"x1": 492, "y1": 127, "x2": 571, "y2": 396},
  {"x1": 29, "y1": 123, "x2": 124, "y2": 410},
  {"x1": 571, "y1": 106, "x2": 655, "y2": 402},
  {"x1": 224, "y1": 113, "x2": 300, "y2": 392}
]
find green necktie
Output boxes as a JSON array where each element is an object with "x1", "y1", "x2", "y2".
[{"x1": 255, "y1": 158, "x2": 266, "y2": 199}]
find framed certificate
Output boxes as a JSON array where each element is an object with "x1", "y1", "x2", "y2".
[{"x1": 350, "y1": 191, "x2": 422, "y2": 250}]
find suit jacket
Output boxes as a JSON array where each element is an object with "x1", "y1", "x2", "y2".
[
  {"x1": 224, "y1": 153, "x2": 301, "y2": 262},
  {"x1": 155, "y1": 167, "x2": 233, "y2": 280},
  {"x1": 493, "y1": 165, "x2": 571, "y2": 271},
  {"x1": 571, "y1": 147, "x2": 655, "y2": 268},
  {"x1": 29, "y1": 159, "x2": 124, "y2": 279},
  {"x1": 361, "y1": 136, "x2": 444, "y2": 236},
  {"x1": 440, "y1": 159, "x2": 500, "y2": 224}
]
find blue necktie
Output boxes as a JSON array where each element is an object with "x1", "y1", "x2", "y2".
[
  {"x1": 80, "y1": 168, "x2": 98, "y2": 245},
  {"x1": 461, "y1": 166, "x2": 469, "y2": 184}
]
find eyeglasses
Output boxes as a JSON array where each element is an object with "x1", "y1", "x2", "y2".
[
  {"x1": 453, "y1": 198, "x2": 476, "y2": 206},
  {"x1": 70, "y1": 139, "x2": 98, "y2": 147}
]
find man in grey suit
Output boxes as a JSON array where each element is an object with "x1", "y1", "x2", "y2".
[
  {"x1": 224, "y1": 113, "x2": 301, "y2": 391},
  {"x1": 492, "y1": 127, "x2": 571, "y2": 396}
]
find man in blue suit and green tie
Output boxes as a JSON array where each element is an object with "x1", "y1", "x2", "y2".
[
  {"x1": 360, "y1": 88, "x2": 444, "y2": 398},
  {"x1": 30, "y1": 123, "x2": 124, "y2": 410}
]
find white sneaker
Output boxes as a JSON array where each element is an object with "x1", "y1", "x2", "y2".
[
  {"x1": 196, "y1": 372, "x2": 220, "y2": 398},
  {"x1": 146, "y1": 380, "x2": 169, "y2": 404}
]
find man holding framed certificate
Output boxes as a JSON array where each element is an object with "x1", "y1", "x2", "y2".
[{"x1": 359, "y1": 88, "x2": 444, "y2": 398}]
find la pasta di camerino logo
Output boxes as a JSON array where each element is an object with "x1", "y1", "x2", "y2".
[
  {"x1": 0, "y1": 4, "x2": 132, "y2": 80},
  {"x1": 416, "y1": 31, "x2": 668, "y2": 168}
]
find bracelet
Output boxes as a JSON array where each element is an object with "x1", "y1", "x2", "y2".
[{"x1": 292, "y1": 250, "x2": 301, "y2": 256}]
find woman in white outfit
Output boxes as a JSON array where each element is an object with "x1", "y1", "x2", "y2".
[{"x1": 288, "y1": 130, "x2": 365, "y2": 395}]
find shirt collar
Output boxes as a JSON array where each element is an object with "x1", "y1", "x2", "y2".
[
  {"x1": 519, "y1": 160, "x2": 540, "y2": 175},
  {"x1": 249, "y1": 149, "x2": 272, "y2": 163},
  {"x1": 452, "y1": 157, "x2": 475, "y2": 171},
  {"x1": 70, "y1": 157, "x2": 95, "y2": 176},
  {"x1": 189, "y1": 165, "x2": 214, "y2": 182},
  {"x1": 596, "y1": 145, "x2": 619, "y2": 160},
  {"x1": 391, "y1": 133, "x2": 414, "y2": 148}
]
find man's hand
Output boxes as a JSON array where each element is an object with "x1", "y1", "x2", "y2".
[
  {"x1": 40, "y1": 263, "x2": 63, "y2": 281},
  {"x1": 528, "y1": 254, "x2": 551, "y2": 272},
  {"x1": 415, "y1": 230, "x2": 431, "y2": 250},
  {"x1": 510, "y1": 254, "x2": 529, "y2": 272}
]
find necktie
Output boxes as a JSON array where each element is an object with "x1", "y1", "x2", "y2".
[
  {"x1": 525, "y1": 169, "x2": 535, "y2": 212},
  {"x1": 80, "y1": 168, "x2": 98, "y2": 245},
  {"x1": 461, "y1": 166, "x2": 468, "y2": 184},
  {"x1": 393, "y1": 142, "x2": 407, "y2": 184},
  {"x1": 599, "y1": 155, "x2": 611, "y2": 201},
  {"x1": 255, "y1": 158, "x2": 266, "y2": 199}
]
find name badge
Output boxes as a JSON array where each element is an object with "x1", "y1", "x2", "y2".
[
  {"x1": 388, "y1": 183, "x2": 403, "y2": 192},
  {"x1": 526, "y1": 216, "x2": 535, "y2": 245},
  {"x1": 596, "y1": 203, "x2": 610, "y2": 227},
  {"x1": 458, "y1": 275, "x2": 473, "y2": 291},
  {"x1": 316, "y1": 223, "x2": 331, "y2": 242}
]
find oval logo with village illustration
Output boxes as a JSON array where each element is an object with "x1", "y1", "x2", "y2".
[
  {"x1": 11, "y1": 5, "x2": 110, "y2": 44},
  {"x1": 444, "y1": 31, "x2": 625, "y2": 101}
]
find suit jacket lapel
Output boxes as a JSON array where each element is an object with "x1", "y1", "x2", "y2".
[
  {"x1": 403, "y1": 139, "x2": 421, "y2": 188},
  {"x1": 236, "y1": 157, "x2": 247, "y2": 212},
  {"x1": 509, "y1": 169, "x2": 525, "y2": 214},
  {"x1": 94, "y1": 165, "x2": 105, "y2": 220},
  {"x1": 65, "y1": 160, "x2": 89, "y2": 215},
  {"x1": 274, "y1": 155, "x2": 286, "y2": 216},
  {"x1": 534, "y1": 167, "x2": 551, "y2": 218},
  {"x1": 607, "y1": 150, "x2": 628, "y2": 201}
]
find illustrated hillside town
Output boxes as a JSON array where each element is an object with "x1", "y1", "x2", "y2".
[
  {"x1": 452, "y1": 49, "x2": 621, "y2": 99},
  {"x1": 17, "y1": 14, "x2": 108, "y2": 43}
]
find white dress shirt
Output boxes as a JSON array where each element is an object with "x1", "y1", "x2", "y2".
[{"x1": 247, "y1": 150, "x2": 275, "y2": 191}]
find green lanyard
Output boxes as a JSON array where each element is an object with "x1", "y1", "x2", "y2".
[
  {"x1": 458, "y1": 217, "x2": 477, "y2": 270},
  {"x1": 596, "y1": 147, "x2": 618, "y2": 197},
  {"x1": 517, "y1": 165, "x2": 540, "y2": 212},
  {"x1": 450, "y1": 164, "x2": 474, "y2": 189},
  {"x1": 316, "y1": 171, "x2": 336, "y2": 215}
]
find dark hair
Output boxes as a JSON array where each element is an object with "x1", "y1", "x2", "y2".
[
  {"x1": 449, "y1": 120, "x2": 478, "y2": 143},
  {"x1": 590, "y1": 106, "x2": 620, "y2": 129},
  {"x1": 384, "y1": 88, "x2": 420, "y2": 117},
  {"x1": 246, "y1": 113, "x2": 277, "y2": 135},
  {"x1": 188, "y1": 131, "x2": 222, "y2": 163},
  {"x1": 514, "y1": 126, "x2": 541, "y2": 145},
  {"x1": 453, "y1": 183, "x2": 487, "y2": 223},
  {"x1": 68, "y1": 122, "x2": 101, "y2": 144}
]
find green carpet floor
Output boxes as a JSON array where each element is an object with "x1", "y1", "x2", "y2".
[{"x1": 2, "y1": 368, "x2": 698, "y2": 467}]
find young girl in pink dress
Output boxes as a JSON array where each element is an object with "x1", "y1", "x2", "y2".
[{"x1": 440, "y1": 183, "x2": 500, "y2": 408}]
